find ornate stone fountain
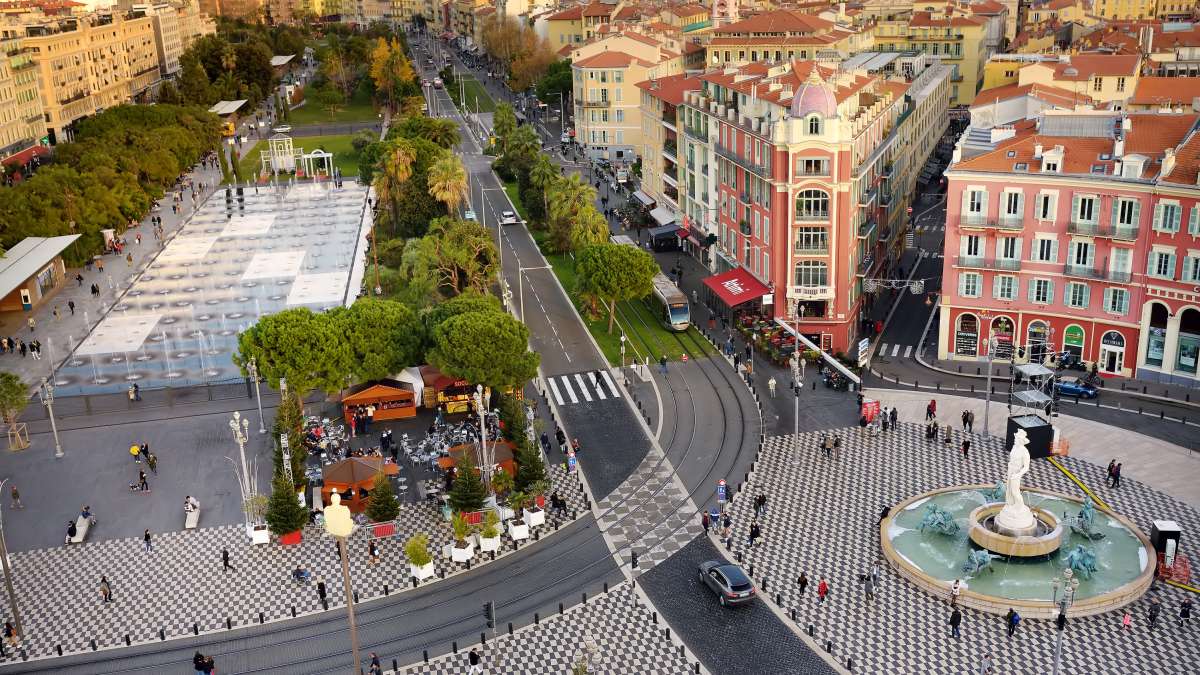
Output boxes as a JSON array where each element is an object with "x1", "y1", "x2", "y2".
[{"x1": 967, "y1": 429, "x2": 1064, "y2": 558}]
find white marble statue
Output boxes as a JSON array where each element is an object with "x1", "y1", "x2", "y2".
[{"x1": 996, "y1": 429, "x2": 1036, "y2": 532}]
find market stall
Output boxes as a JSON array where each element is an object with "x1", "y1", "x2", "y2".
[
  {"x1": 321, "y1": 456, "x2": 400, "y2": 513},
  {"x1": 420, "y1": 365, "x2": 486, "y2": 414},
  {"x1": 436, "y1": 440, "x2": 517, "y2": 478},
  {"x1": 341, "y1": 379, "x2": 417, "y2": 424}
]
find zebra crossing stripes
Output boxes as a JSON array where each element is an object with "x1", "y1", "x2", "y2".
[
  {"x1": 877, "y1": 343, "x2": 915, "y2": 360},
  {"x1": 546, "y1": 370, "x2": 622, "y2": 406}
]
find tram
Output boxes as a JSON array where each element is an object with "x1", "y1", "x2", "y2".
[{"x1": 610, "y1": 234, "x2": 690, "y2": 331}]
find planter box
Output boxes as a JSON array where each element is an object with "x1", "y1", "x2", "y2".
[
  {"x1": 507, "y1": 520, "x2": 529, "y2": 541},
  {"x1": 524, "y1": 507, "x2": 545, "y2": 528},
  {"x1": 450, "y1": 541, "x2": 475, "y2": 562},
  {"x1": 247, "y1": 525, "x2": 268, "y2": 545},
  {"x1": 278, "y1": 530, "x2": 302, "y2": 546},
  {"x1": 535, "y1": 494, "x2": 546, "y2": 509},
  {"x1": 476, "y1": 534, "x2": 501, "y2": 553},
  {"x1": 410, "y1": 562, "x2": 435, "y2": 581},
  {"x1": 498, "y1": 505, "x2": 515, "y2": 521}
]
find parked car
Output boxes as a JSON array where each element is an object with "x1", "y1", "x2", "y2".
[
  {"x1": 699, "y1": 560, "x2": 755, "y2": 606},
  {"x1": 433, "y1": 78, "x2": 443, "y2": 89},
  {"x1": 1054, "y1": 376, "x2": 1099, "y2": 399},
  {"x1": 499, "y1": 210, "x2": 520, "y2": 226},
  {"x1": 463, "y1": 209, "x2": 476, "y2": 222},
  {"x1": 421, "y1": 78, "x2": 430, "y2": 87},
  {"x1": 271, "y1": 125, "x2": 292, "y2": 134}
]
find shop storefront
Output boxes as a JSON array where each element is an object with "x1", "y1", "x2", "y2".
[
  {"x1": 1063, "y1": 325, "x2": 1086, "y2": 361},
  {"x1": 1177, "y1": 308, "x2": 1200, "y2": 375},
  {"x1": 954, "y1": 313, "x2": 979, "y2": 357},
  {"x1": 990, "y1": 316, "x2": 1015, "y2": 360},
  {"x1": 1026, "y1": 321, "x2": 1051, "y2": 364},
  {"x1": 1099, "y1": 331, "x2": 1126, "y2": 374}
]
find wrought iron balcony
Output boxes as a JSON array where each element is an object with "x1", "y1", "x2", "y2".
[
  {"x1": 1066, "y1": 221, "x2": 1138, "y2": 241},
  {"x1": 582, "y1": 99, "x2": 610, "y2": 108},
  {"x1": 956, "y1": 256, "x2": 1022, "y2": 271},
  {"x1": 715, "y1": 142, "x2": 767, "y2": 176}
]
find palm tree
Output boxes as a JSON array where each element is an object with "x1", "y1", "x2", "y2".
[
  {"x1": 427, "y1": 155, "x2": 468, "y2": 215},
  {"x1": 373, "y1": 139, "x2": 415, "y2": 234},
  {"x1": 569, "y1": 208, "x2": 608, "y2": 252},
  {"x1": 423, "y1": 118, "x2": 461, "y2": 150},
  {"x1": 546, "y1": 174, "x2": 594, "y2": 252},
  {"x1": 529, "y1": 154, "x2": 556, "y2": 216},
  {"x1": 220, "y1": 45, "x2": 237, "y2": 73}
]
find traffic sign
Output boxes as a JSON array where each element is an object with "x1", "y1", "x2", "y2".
[
  {"x1": 717, "y1": 479, "x2": 727, "y2": 504},
  {"x1": 567, "y1": 449, "x2": 577, "y2": 473}
]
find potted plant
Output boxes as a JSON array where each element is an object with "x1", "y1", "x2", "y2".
[
  {"x1": 405, "y1": 533, "x2": 435, "y2": 581},
  {"x1": 491, "y1": 467, "x2": 514, "y2": 500},
  {"x1": 446, "y1": 511, "x2": 476, "y2": 562},
  {"x1": 476, "y1": 510, "x2": 502, "y2": 553},
  {"x1": 265, "y1": 473, "x2": 307, "y2": 546},
  {"x1": 506, "y1": 490, "x2": 530, "y2": 541},
  {"x1": 524, "y1": 480, "x2": 548, "y2": 528}
]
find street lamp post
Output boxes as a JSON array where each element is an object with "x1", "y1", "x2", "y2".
[
  {"x1": 983, "y1": 336, "x2": 997, "y2": 438},
  {"x1": 323, "y1": 493, "x2": 361, "y2": 675},
  {"x1": 0, "y1": 479, "x2": 23, "y2": 649},
  {"x1": 791, "y1": 354, "x2": 800, "y2": 464},
  {"x1": 472, "y1": 384, "x2": 496, "y2": 492},
  {"x1": 247, "y1": 358, "x2": 266, "y2": 434},
  {"x1": 1051, "y1": 568, "x2": 1080, "y2": 675},
  {"x1": 38, "y1": 378, "x2": 62, "y2": 458},
  {"x1": 228, "y1": 411, "x2": 253, "y2": 535}
]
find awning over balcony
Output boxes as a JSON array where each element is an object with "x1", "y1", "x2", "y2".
[
  {"x1": 632, "y1": 190, "x2": 655, "y2": 207},
  {"x1": 649, "y1": 206, "x2": 676, "y2": 227},
  {"x1": 703, "y1": 267, "x2": 771, "y2": 308}
]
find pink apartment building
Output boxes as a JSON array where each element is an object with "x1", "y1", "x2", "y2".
[{"x1": 938, "y1": 110, "x2": 1200, "y2": 384}]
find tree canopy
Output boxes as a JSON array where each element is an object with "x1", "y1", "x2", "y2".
[
  {"x1": 0, "y1": 373, "x2": 27, "y2": 424},
  {"x1": 331, "y1": 298, "x2": 425, "y2": 382},
  {"x1": 428, "y1": 309, "x2": 540, "y2": 390},
  {"x1": 577, "y1": 243, "x2": 659, "y2": 332},
  {"x1": 234, "y1": 307, "x2": 354, "y2": 395},
  {"x1": 420, "y1": 217, "x2": 499, "y2": 295}
]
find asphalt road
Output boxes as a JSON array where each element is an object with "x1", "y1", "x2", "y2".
[{"x1": 1, "y1": 516, "x2": 618, "y2": 674}]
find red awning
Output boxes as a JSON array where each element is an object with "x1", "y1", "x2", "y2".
[{"x1": 703, "y1": 267, "x2": 771, "y2": 308}]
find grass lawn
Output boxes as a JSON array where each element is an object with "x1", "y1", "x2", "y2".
[
  {"x1": 448, "y1": 75, "x2": 496, "y2": 114},
  {"x1": 289, "y1": 87, "x2": 380, "y2": 126},
  {"x1": 228, "y1": 134, "x2": 363, "y2": 183}
]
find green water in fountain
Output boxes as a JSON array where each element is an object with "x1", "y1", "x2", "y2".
[{"x1": 889, "y1": 490, "x2": 1148, "y2": 601}]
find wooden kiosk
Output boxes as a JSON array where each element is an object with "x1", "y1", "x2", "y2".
[
  {"x1": 341, "y1": 379, "x2": 417, "y2": 425},
  {"x1": 320, "y1": 456, "x2": 400, "y2": 513},
  {"x1": 419, "y1": 365, "x2": 482, "y2": 414}
]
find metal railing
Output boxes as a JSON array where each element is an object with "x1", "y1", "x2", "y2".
[
  {"x1": 956, "y1": 256, "x2": 1022, "y2": 271},
  {"x1": 1066, "y1": 221, "x2": 1138, "y2": 240}
]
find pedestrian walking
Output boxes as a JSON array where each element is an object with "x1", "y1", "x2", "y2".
[
  {"x1": 1122, "y1": 610, "x2": 1132, "y2": 631},
  {"x1": 926, "y1": 399, "x2": 937, "y2": 420},
  {"x1": 25, "y1": 317, "x2": 33, "y2": 333},
  {"x1": 75, "y1": 273, "x2": 84, "y2": 287},
  {"x1": 817, "y1": 577, "x2": 829, "y2": 604},
  {"x1": 870, "y1": 561, "x2": 881, "y2": 589},
  {"x1": 3, "y1": 621, "x2": 16, "y2": 649},
  {"x1": 943, "y1": 424, "x2": 953, "y2": 448},
  {"x1": 1106, "y1": 459, "x2": 1116, "y2": 487},
  {"x1": 962, "y1": 439, "x2": 971, "y2": 459},
  {"x1": 748, "y1": 523, "x2": 761, "y2": 547},
  {"x1": 316, "y1": 579, "x2": 327, "y2": 605},
  {"x1": 52, "y1": 306, "x2": 59, "y2": 321},
  {"x1": 767, "y1": 376, "x2": 777, "y2": 398},
  {"x1": 222, "y1": 548, "x2": 234, "y2": 571},
  {"x1": 721, "y1": 513, "x2": 732, "y2": 545},
  {"x1": 1179, "y1": 598, "x2": 1193, "y2": 626},
  {"x1": 1149, "y1": 598, "x2": 1161, "y2": 629},
  {"x1": 978, "y1": 653, "x2": 994, "y2": 674},
  {"x1": 961, "y1": 410, "x2": 970, "y2": 431},
  {"x1": 468, "y1": 647, "x2": 483, "y2": 674},
  {"x1": 143, "y1": 529, "x2": 153, "y2": 553},
  {"x1": 146, "y1": 452, "x2": 158, "y2": 475},
  {"x1": 659, "y1": 354, "x2": 668, "y2": 374},
  {"x1": 889, "y1": 406, "x2": 897, "y2": 429},
  {"x1": 864, "y1": 571, "x2": 875, "y2": 601},
  {"x1": 100, "y1": 576, "x2": 112, "y2": 603},
  {"x1": 368, "y1": 540, "x2": 379, "y2": 564},
  {"x1": 68, "y1": 300, "x2": 75, "y2": 315},
  {"x1": 949, "y1": 607, "x2": 962, "y2": 638},
  {"x1": 1112, "y1": 463, "x2": 1122, "y2": 488},
  {"x1": 701, "y1": 511, "x2": 710, "y2": 534},
  {"x1": 967, "y1": 410, "x2": 975, "y2": 432},
  {"x1": 368, "y1": 652, "x2": 382, "y2": 675},
  {"x1": 138, "y1": 470, "x2": 149, "y2": 491},
  {"x1": 754, "y1": 494, "x2": 767, "y2": 519},
  {"x1": 130, "y1": 443, "x2": 141, "y2": 463},
  {"x1": 8, "y1": 486, "x2": 20, "y2": 509},
  {"x1": 797, "y1": 572, "x2": 809, "y2": 596},
  {"x1": 1005, "y1": 608, "x2": 1020, "y2": 637},
  {"x1": 951, "y1": 579, "x2": 963, "y2": 605}
]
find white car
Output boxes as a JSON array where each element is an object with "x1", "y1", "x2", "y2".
[
  {"x1": 499, "y1": 210, "x2": 520, "y2": 226},
  {"x1": 433, "y1": 78, "x2": 443, "y2": 89},
  {"x1": 560, "y1": 133, "x2": 571, "y2": 144},
  {"x1": 463, "y1": 209, "x2": 477, "y2": 222},
  {"x1": 272, "y1": 125, "x2": 292, "y2": 134}
]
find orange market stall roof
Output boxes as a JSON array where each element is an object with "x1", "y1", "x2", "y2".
[
  {"x1": 322, "y1": 456, "x2": 399, "y2": 486},
  {"x1": 436, "y1": 441, "x2": 517, "y2": 473},
  {"x1": 341, "y1": 380, "x2": 415, "y2": 406},
  {"x1": 419, "y1": 364, "x2": 467, "y2": 391}
]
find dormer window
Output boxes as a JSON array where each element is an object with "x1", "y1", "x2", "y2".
[
  {"x1": 1043, "y1": 161, "x2": 1059, "y2": 173},
  {"x1": 808, "y1": 115, "x2": 821, "y2": 135}
]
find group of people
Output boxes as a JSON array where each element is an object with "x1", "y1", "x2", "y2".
[
  {"x1": 349, "y1": 404, "x2": 377, "y2": 437},
  {"x1": 0, "y1": 336, "x2": 41, "y2": 359},
  {"x1": 1106, "y1": 459, "x2": 1124, "y2": 489}
]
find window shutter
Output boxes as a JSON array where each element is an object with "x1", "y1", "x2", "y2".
[
  {"x1": 1085, "y1": 244, "x2": 1096, "y2": 268},
  {"x1": 980, "y1": 191, "x2": 989, "y2": 218},
  {"x1": 958, "y1": 274, "x2": 967, "y2": 296},
  {"x1": 1013, "y1": 238, "x2": 1023, "y2": 261},
  {"x1": 1027, "y1": 279, "x2": 1036, "y2": 302},
  {"x1": 1015, "y1": 192, "x2": 1024, "y2": 218},
  {"x1": 1049, "y1": 240, "x2": 1059, "y2": 262},
  {"x1": 1153, "y1": 203, "x2": 1164, "y2": 230},
  {"x1": 1148, "y1": 251, "x2": 1157, "y2": 277},
  {"x1": 1171, "y1": 205, "x2": 1182, "y2": 231},
  {"x1": 1047, "y1": 194, "x2": 1057, "y2": 220},
  {"x1": 960, "y1": 189, "x2": 971, "y2": 215},
  {"x1": 1131, "y1": 200, "x2": 1141, "y2": 228},
  {"x1": 1063, "y1": 283, "x2": 1072, "y2": 305},
  {"x1": 1067, "y1": 241, "x2": 1077, "y2": 265},
  {"x1": 1046, "y1": 279, "x2": 1054, "y2": 302},
  {"x1": 1110, "y1": 198, "x2": 1119, "y2": 227},
  {"x1": 1190, "y1": 206, "x2": 1200, "y2": 235},
  {"x1": 1080, "y1": 284, "x2": 1090, "y2": 308},
  {"x1": 1167, "y1": 253, "x2": 1177, "y2": 278},
  {"x1": 1120, "y1": 290, "x2": 1130, "y2": 314},
  {"x1": 1103, "y1": 288, "x2": 1113, "y2": 312},
  {"x1": 1072, "y1": 194, "x2": 1081, "y2": 221}
]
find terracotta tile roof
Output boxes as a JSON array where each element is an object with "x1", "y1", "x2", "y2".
[
  {"x1": 696, "y1": 60, "x2": 882, "y2": 111},
  {"x1": 908, "y1": 11, "x2": 986, "y2": 28},
  {"x1": 713, "y1": 9, "x2": 834, "y2": 35},
  {"x1": 970, "y1": 82, "x2": 1094, "y2": 109},
  {"x1": 1076, "y1": 22, "x2": 1200, "y2": 53},
  {"x1": 644, "y1": 20, "x2": 678, "y2": 32},
  {"x1": 1040, "y1": 54, "x2": 1140, "y2": 80},
  {"x1": 635, "y1": 73, "x2": 702, "y2": 105},
  {"x1": 1129, "y1": 77, "x2": 1200, "y2": 107},
  {"x1": 546, "y1": 5, "x2": 583, "y2": 20},
  {"x1": 616, "y1": 6, "x2": 644, "y2": 19},
  {"x1": 1162, "y1": 129, "x2": 1200, "y2": 185},
  {"x1": 683, "y1": 41, "x2": 705, "y2": 54},
  {"x1": 1125, "y1": 113, "x2": 1200, "y2": 157},
  {"x1": 558, "y1": 43, "x2": 575, "y2": 57},
  {"x1": 582, "y1": 1, "x2": 614, "y2": 17},
  {"x1": 969, "y1": 0, "x2": 1007, "y2": 14},
  {"x1": 707, "y1": 32, "x2": 846, "y2": 46},
  {"x1": 665, "y1": 4, "x2": 708, "y2": 18},
  {"x1": 574, "y1": 50, "x2": 642, "y2": 68}
]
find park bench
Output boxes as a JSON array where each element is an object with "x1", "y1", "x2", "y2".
[{"x1": 69, "y1": 516, "x2": 90, "y2": 544}]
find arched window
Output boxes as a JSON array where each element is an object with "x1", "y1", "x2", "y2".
[
  {"x1": 794, "y1": 260, "x2": 828, "y2": 287},
  {"x1": 795, "y1": 189, "x2": 829, "y2": 221},
  {"x1": 808, "y1": 115, "x2": 822, "y2": 135}
]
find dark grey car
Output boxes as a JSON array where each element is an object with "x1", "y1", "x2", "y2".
[{"x1": 699, "y1": 560, "x2": 755, "y2": 606}]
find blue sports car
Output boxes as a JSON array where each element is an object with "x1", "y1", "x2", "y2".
[{"x1": 1054, "y1": 376, "x2": 1098, "y2": 399}]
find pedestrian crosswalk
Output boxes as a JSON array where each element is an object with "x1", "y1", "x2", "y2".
[
  {"x1": 876, "y1": 342, "x2": 916, "y2": 360},
  {"x1": 546, "y1": 370, "x2": 622, "y2": 406},
  {"x1": 913, "y1": 224, "x2": 946, "y2": 233}
]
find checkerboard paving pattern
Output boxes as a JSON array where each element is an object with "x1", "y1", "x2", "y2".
[
  {"x1": 396, "y1": 583, "x2": 693, "y2": 675},
  {"x1": 597, "y1": 443, "x2": 702, "y2": 570},
  {"x1": 721, "y1": 423, "x2": 1200, "y2": 675},
  {"x1": 0, "y1": 464, "x2": 586, "y2": 662}
]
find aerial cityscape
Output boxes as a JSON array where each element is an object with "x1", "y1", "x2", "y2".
[{"x1": 0, "y1": 0, "x2": 1197, "y2": 672}]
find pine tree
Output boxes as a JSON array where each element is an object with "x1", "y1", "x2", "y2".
[
  {"x1": 448, "y1": 453, "x2": 486, "y2": 513},
  {"x1": 514, "y1": 439, "x2": 547, "y2": 495},
  {"x1": 272, "y1": 391, "x2": 306, "y2": 486},
  {"x1": 365, "y1": 472, "x2": 400, "y2": 523},
  {"x1": 265, "y1": 472, "x2": 307, "y2": 536}
]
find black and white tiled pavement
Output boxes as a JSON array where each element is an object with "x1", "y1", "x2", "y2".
[
  {"x1": 397, "y1": 582, "x2": 695, "y2": 675},
  {"x1": 722, "y1": 423, "x2": 1200, "y2": 675},
  {"x1": 0, "y1": 464, "x2": 586, "y2": 662},
  {"x1": 597, "y1": 443, "x2": 702, "y2": 569}
]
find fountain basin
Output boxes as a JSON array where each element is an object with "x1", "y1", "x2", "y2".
[
  {"x1": 968, "y1": 504, "x2": 1062, "y2": 557},
  {"x1": 881, "y1": 485, "x2": 1155, "y2": 618}
]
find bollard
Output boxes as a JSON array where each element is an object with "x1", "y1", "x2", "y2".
[
  {"x1": 976, "y1": 367, "x2": 981, "y2": 375},
  {"x1": 226, "y1": 617, "x2": 233, "y2": 630},
  {"x1": 776, "y1": 593, "x2": 782, "y2": 606},
  {"x1": 412, "y1": 577, "x2": 419, "y2": 588},
  {"x1": 452, "y1": 641, "x2": 458, "y2": 654},
  {"x1": 56, "y1": 645, "x2": 62, "y2": 656},
  {"x1": 749, "y1": 564, "x2": 755, "y2": 577},
  {"x1": 439, "y1": 569, "x2": 446, "y2": 579},
  {"x1": 534, "y1": 530, "x2": 540, "y2": 541},
  {"x1": 194, "y1": 622, "x2": 200, "y2": 635},
  {"x1": 481, "y1": 632, "x2": 487, "y2": 645},
  {"x1": 467, "y1": 559, "x2": 472, "y2": 570},
  {"x1": 160, "y1": 628, "x2": 166, "y2": 640},
  {"x1": 423, "y1": 650, "x2": 429, "y2": 663},
  {"x1": 508, "y1": 622, "x2": 514, "y2": 635},
  {"x1": 653, "y1": 611, "x2": 658, "y2": 624},
  {"x1": 535, "y1": 612, "x2": 540, "y2": 625},
  {"x1": 125, "y1": 635, "x2": 131, "y2": 646},
  {"x1": 393, "y1": 659, "x2": 398, "y2": 672},
  {"x1": 679, "y1": 646, "x2": 685, "y2": 657},
  {"x1": 790, "y1": 608, "x2": 796, "y2": 621},
  {"x1": 847, "y1": 657, "x2": 853, "y2": 670},
  {"x1": 259, "y1": 612, "x2": 265, "y2": 625},
  {"x1": 970, "y1": 384, "x2": 975, "y2": 393},
  {"x1": 1161, "y1": 410, "x2": 1165, "y2": 419},
  {"x1": 559, "y1": 602, "x2": 565, "y2": 614},
  {"x1": 604, "y1": 582, "x2": 609, "y2": 593},
  {"x1": 665, "y1": 627, "x2": 671, "y2": 640},
  {"x1": 937, "y1": 382, "x2": 940, "y2": 391},
  {"x1": 826, "y1": 640, "x2": 833, "y2": 653},
  {"x1": 91, "y1": 639, "x2": 97, "y2": 651},
  {"x1": 582, "y1": 592, "x2": 588, "y2": 604},
  {"x1": 807, "y1": 624, "x2": 814, "y2": 637},
  {"x1": 762, "y1": 577, "x2": 768, "y2": 592},
  {"x1": 695, "y1": 663, "x2": 701, "y2": 674},
  {"x1": 737, "y1": 551, "x2": 743, "y2": 562},
  {"x1": 384, "y1": 584, "x2": 389, "y2": 596}
]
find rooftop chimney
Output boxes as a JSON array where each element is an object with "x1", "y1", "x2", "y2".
[
  {"x1": 1162, "y1": 148, "x2": 1176, "y2": 177},
  {"x1": 1034, "y1": 143, "x2": 1043, "y2": 158}
]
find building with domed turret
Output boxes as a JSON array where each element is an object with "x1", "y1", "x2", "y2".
[{"x1": 666, "y1": 54, "x2": 951, "y2": 353}]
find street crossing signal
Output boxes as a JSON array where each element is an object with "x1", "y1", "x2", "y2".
[{"x1": 484, "y1": 600, "x2": 495, "y2": 629}]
